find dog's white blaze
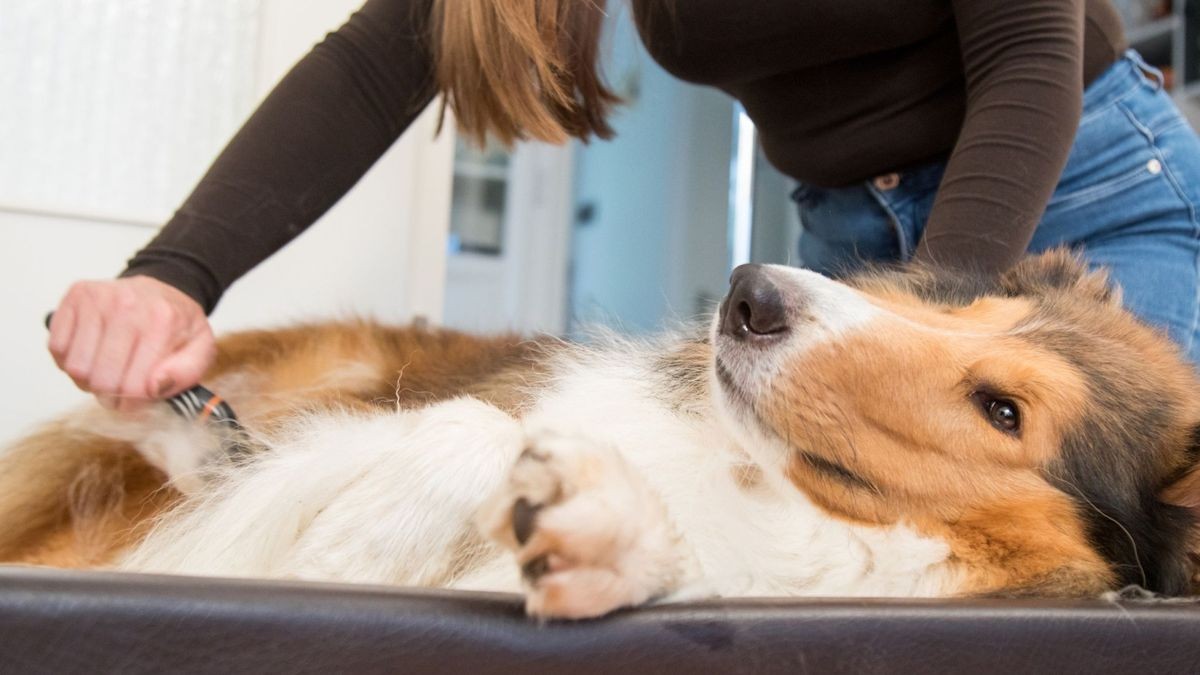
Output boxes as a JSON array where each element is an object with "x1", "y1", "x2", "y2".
[
  {"x1": 761, "y1": 264, "x2": 883, "y2": 338},
  {"x1": 123, "y1": 334, "x2": 958, "y2": 603},
  {"x1": 712, "y1": 265, "x2": 882, "y2": 402}
]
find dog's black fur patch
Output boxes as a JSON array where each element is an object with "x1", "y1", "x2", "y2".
[{"x1": 1035, "y1": 324, "x2": 1195, "y2": 595}]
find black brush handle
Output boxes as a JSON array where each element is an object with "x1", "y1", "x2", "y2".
[{"x1": 43, "y1": 311, "x2": 241, "y2": 429}]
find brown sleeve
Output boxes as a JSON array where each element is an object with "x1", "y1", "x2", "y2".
[
  {"x1": 120, "y1": 0, "x2": 437, "y2": 313},
  {"x1": 914, "y1": 0, "x2": 1085, "y2": 274}
]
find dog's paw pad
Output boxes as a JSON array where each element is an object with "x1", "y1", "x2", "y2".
[
  {"x1": 511, "y1": 496, "x2": 544, "y2": 546},
  {"x1": 478, "y1": 430, "x2": 681, "y2": 620}
]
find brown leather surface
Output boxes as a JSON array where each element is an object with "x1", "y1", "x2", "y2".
[{"x1": 2, "y1": 567, "x2": 1200, "y2": 674}]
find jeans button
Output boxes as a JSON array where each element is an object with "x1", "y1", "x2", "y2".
[{"x1": 873, "y1": 172, "x2": 901, "y2": 190}]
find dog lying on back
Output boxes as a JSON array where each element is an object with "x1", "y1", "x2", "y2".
[{"x1": 2, "y1": 250, "x2": 1199, "y2": 619}]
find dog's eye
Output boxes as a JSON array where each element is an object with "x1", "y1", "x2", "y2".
[{"x1": 973, "y1": 393, "x2": 1021, "y2": 435}]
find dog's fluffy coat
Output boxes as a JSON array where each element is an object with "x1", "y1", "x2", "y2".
[{"x1": 3, "y1": 251, "x2": 1200, "y2": 619}]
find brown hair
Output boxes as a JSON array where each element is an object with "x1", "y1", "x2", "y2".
[{"x1": 431, "y1": 0, "x2": 621, "y2": 146}]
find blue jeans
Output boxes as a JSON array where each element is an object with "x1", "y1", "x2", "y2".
[{"x1": 792, "y1": 51, "x2": 1200, "y2": 367}]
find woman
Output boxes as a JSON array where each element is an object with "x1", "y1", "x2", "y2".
[{"x1": 47, "y1": 0, "x2": 1200, "y2": 410}]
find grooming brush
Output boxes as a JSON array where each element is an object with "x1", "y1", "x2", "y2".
[{"x1": 45, "y1": 311, "x2": 251, "y2": 457}]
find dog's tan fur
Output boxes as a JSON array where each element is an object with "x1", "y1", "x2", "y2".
[
  {"x1": 751, "y1": 251, "x2": 1200, "y2": 596},
  {"x1": 2, "y1": 251, "x2": 1200, "y2": 608},
  {"x1": 767, "y1": 296, "x2": 1111, "y2": 593}
]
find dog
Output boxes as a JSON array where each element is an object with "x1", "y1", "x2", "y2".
[{"x1": 2, "y1": 250, "x2": 1199, "y2": 619}]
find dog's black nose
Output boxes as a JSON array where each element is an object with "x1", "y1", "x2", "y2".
[{"x1": 721, "y1": 264, "x2": 789, "y2": 340}]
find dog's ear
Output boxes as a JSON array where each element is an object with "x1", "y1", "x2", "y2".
[{"x1": 1000, "y1": 249, "x2": 1120, "y2": 305}]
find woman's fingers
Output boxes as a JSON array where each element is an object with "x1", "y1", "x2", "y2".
[
  {"x1": 115, "y1": 321, "x2": 178, "y2": 412},
  {"x1": 61, "y1": 304, "x2": 104, "y2": 393},
  {"x1": 150, "y1": 327, "x2": 217, "y2": 400},
  {"x1": 46, "y1": 305, "x2": 76, "y2": 359},
  {"x1": 47, "y1": 277, "x2": 214, "y2": 411},
  {"x1": 89, "y1": 315, "x2": 141, "y2": 399}
]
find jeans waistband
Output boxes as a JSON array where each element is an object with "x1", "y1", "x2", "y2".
[{"x1": 1082, "y1": 49, "x2": 1163, "y2": 113}]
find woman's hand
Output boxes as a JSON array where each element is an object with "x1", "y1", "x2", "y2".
[{"x1": 47, "y1": 276, "x2": 216, "y2": 412}]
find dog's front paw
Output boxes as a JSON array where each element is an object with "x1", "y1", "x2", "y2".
[{"x1": 478, "y1": 429, "x2": 686, "y2": 619}]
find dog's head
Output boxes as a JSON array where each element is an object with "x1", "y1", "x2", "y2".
[{"x1": 711, "y1": 249, "x2": 1200, "y2": 597}]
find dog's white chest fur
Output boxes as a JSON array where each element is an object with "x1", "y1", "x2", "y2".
[
  {"x1": 518, "y1": 355, "x2": 955, "y2": 599},
  {"x1": 122, "y1": 346, "x2": 957, "y2": 609}
]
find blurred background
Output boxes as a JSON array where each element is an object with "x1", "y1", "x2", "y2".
[{"x1": 2, "y1": 0, "x2": 1198, "y2": 444}]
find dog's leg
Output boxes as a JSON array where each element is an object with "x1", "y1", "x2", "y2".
[
  {"x1": 125, "y1": 397, "x2": 530, "y2": 582},
  {"x1": 478, "y1": 427, "x2": 698, "y2": 619},
  {"x1": 280, "y1": 398, "x2": 526, "y2": 586}
]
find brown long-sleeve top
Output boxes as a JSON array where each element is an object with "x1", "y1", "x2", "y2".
[{"x1": 122, "y1": 0, "x2": 1127, "y2": 313}]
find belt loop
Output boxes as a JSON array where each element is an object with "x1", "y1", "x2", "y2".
[{"x1": 1127, "y1": 48, "x2": 1164, "y2": 91}]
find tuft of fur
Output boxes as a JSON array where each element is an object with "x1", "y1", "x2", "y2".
[{"x1": 0, "y1": 418, "x2": 175, "y2": 567}]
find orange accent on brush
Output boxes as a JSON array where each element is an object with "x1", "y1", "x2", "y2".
[{"x1": 197, "y1": 395, "x2": 225, "y2": 424}]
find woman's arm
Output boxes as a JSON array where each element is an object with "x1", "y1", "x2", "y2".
[
  {"x1": 48, "y1": 0, "x2": 435, "y2": 409},
  {"x1": 916, "y1": 0, "x2": 1085, "y2": 274},
  {"x1": 121, "y1": 0, "x2": 437, "y2": 313}
]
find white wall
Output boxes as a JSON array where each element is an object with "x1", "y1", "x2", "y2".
[
  {"x1": 0, "y1": 213, "x2": 159, "y2": 445},
  {"x1": 0, "y1": 0, "x2": 453, "y2": 446},
  {"x1": 0, "y1": 1, "x2": 262, "y2": 226}
]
